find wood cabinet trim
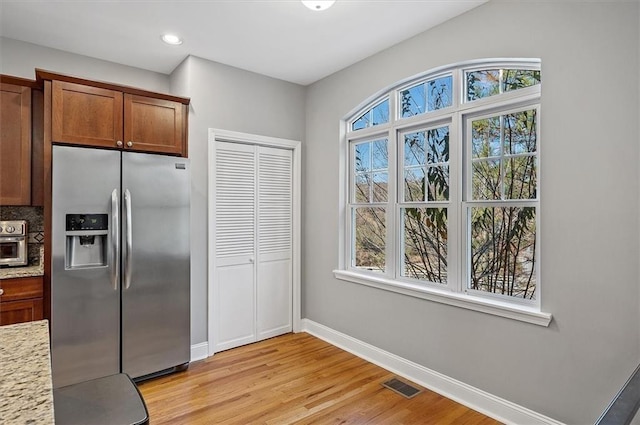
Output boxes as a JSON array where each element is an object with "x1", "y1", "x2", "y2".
[
  {"x1": 36, "y1": 69, "x2": 190, "y2": 105},
  {"x1": 43, "y1": 80, "x2": 53, "y2": 323},
  {"x1": 31, "y1": 89, "x2": 45, "y2": 206},
  {"x1": 0, "y1": 75, "x2": 41, "y2": 89}
]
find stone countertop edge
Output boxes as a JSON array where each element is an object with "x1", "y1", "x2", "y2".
[
  {"x1": 0, "y1": 247, "x2": 44, "y2": 279},
  {"x1": 0, "y1": 320, "x2": 55, "y2": 425}
]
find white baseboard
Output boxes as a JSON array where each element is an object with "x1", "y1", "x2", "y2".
[
  {"x1": 301, "y1": 318, "x2": 563, "y2": 425},
  {"x1": 190, "y1": 341, "x2": 209, "y2": 362}
]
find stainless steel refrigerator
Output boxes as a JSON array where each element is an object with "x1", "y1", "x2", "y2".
[{"x1": 51, "y1": 145, "x2": 190, "y2": 389}]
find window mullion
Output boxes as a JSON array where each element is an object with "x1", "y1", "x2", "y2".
[
  {"x1": 387, "y1": 129, "x2": 397, "y2": 279},
  {"x1": 500, "y1": 114, "x2": 505, "y2": 200},
  {"x1": 346, "y1": 142, "x2": 354, "y2": 269},
  {"x1": 447, "y1": 111, "x2": 461, "y2": 293}
]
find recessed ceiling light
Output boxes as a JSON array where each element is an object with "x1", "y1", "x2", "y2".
[
  {"x1": 161, "y1": 34, "x2": 183, "y2": 45},
  {"x1": 301, "y1": 1, "x2": 335, "y2": 11}
]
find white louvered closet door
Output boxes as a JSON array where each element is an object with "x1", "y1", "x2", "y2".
[
  {"x1": 256, "y1": 146, "x2": 293, "y2": 341},
  {"x1": 213, "y1": 142, "x2": 292, "y2": 352}
]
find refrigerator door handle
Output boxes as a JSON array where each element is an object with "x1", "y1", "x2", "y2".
[
  {"x1": 111, "y1": 189, "x2": 119, "y2": 291},
  {"x1": 124, "y1": 189, "x2": 133, "y2": 290}
]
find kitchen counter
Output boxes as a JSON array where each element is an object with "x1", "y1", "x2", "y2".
[
  {"x1": 0, "y1": 320, "x2": 54, "y2": 425},
  {"x1": 0, "y1": 247, "x2": 44, "y2": 279}
]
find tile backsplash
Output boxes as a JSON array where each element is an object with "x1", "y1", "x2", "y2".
[{"x1": 0, "y1": 206, "x2": 44, "y2": 265}]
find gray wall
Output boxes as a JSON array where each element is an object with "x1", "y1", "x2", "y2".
[
  {"x1": 303, "y1": 2, "x2": 639, "y2": 423},
  {"x1": 0, "y1": 37, "x2": 169, "y2": 92},
  {"x1": 169, "y1": 55, "x2": 306, "y2": 344}
]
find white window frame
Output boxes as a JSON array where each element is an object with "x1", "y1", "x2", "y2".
[
  {"x1": 335, "y1": 59, "x2": 551, "y2": 327},
  {"x1": 462, "y1": 102, "x2": 541, "y2": 306}
]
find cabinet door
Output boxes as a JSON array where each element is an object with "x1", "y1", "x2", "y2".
[
  {"x1": 52, "y1": 80, "x2": 124, "y2": 149},
  {"x1": 124, "y1": 94, "x2": 186, "y2": 156},
  {"x1": 0, "y1": 299, "x2": 44, "y2": 325},
  {"x1": 0, "y1": 83, "x2": 31, "y2": 205}
]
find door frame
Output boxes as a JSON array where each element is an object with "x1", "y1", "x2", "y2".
[{"x1": 207, "y1": 128, "x2": 302, "y2": 357}]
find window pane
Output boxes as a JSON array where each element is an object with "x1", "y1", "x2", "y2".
[
  {"x1": 352, "y1": 112, "x2": 369, "y2": 131},
  {"x1": 427, "y1": 75, "x2": 452, "y2": 111},
  {"x1": 504, "y1": 109, "x2": 537, "y2": 155},
  {"x1": 467, "y1": 69, "x2": 500, "y2": 101},
  {"x1": 372, "y1": 99, "x2": 389, "y2": 126},
  {"x1": 402, "y1": 207, "x2": 447, "y2": 284},
  {"x1": 372, "y1": 172, "x2": 388, "y2": 202},
  {"x1": 467, "y1": 69, "x2": 541, "y2": 102},
  {"x1": 505, "y1": 156, "x2": 536, "y2": 200},
  {"x1": 354, "y1": 139, "x2": 388, "y2": 203},
  {"x1": 472, "y1": 160, "x2": 501, "y2": 200},
  {"x1": 353, "y1": 207, "x2": 386, "y2": 272},
  {"x1": 472, "y1": 116, "x2": 500, "y2": 158},
  {"x1": 371, "y1": 139, "x2": 388, "y2": 170},
  {"x1": 400, "y1": 83, "x2": 426, "y2": 118},
  {"x1": 355, "y1": 142, "x2": 370, "y2": 172},
  {"x1": 427, "y1": 166, "x2": 449, "y2": 201},
  {"x1": 427, "y1": 126, "x2": 449, "y2": 164},
  {"x1": 404, "y1": 168, "x2": 425, "y2": 202},
  {"x1": 404, "y1": 131, "x2": 425, "y2": 166},
  {"x1": 470, "y1": 207, "x2": 536, "y2": 299},
  {"x1": 354, "y1": 174, "x2": 370, "y2": 203},
  {"x1": 503, "y1": 69, "x2": 541, "y2": 93}
]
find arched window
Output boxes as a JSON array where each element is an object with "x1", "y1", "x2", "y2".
[{"x1": 337, "y1": 59, "x2": 548, "y2": 324}]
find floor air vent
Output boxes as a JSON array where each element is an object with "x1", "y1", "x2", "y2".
[{"x1": 382, "y1": 377, "x2": 422, "y2": 399}]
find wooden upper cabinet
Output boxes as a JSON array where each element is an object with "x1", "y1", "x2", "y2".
[
  {"x1": 1, "y1": 82, "x2": 32, "y2": 205},
  {"x1": 52, "y1": 80, "x2": 124, "y2": 149},
  {"x1": 42, "y1": 70, "x2": 189, "y2": 157},
  {"x1": 124, "y1": 94, "x2": 186, "y2": 155}
]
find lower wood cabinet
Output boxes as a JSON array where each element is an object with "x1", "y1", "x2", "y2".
[{"x1": 0, "y1": 276, "x2": 44, "y2": 325}]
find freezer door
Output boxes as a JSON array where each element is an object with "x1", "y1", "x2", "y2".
[
  {"x1": 121, "y1": 152, "x2": 190, "y2": 379},
  {"x1": 51, "y1": 146, "x2": 121, "y2": 388}
]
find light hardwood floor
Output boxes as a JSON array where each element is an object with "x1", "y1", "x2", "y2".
[{"x1": 137, "y1": 332, "x2": 501, "y2": 425}]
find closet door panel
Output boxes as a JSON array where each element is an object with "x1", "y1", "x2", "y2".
[
  {"x1": 215, "y1": 264, "x2": 255, "y2": 351},
  {"x1": 214, "y1": 142, "x2": 257, "y2": 352},
  {"x1": 257, "y1": 256, "x2": 292, "y2": 339},
  {"x1": 256, "y1": 147, "x2": 293, "y2": 341}
]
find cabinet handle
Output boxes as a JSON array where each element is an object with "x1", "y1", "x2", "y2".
[
  {"x1": 0, "y1": 288, "x2": 4, "y2": 296},
  {"x1": 116, "y1": 140, "x2": 123, "y2": 147},
  {"x1": 127, "y1": 141, "x2": 133, "y2": 147}
]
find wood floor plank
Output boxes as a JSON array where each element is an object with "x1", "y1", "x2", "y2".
[{"x1": 137, "y1": 333, "x2": 502, "y2": 425}]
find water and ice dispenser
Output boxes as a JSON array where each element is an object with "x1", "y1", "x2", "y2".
[{"x1": 65, "y1": 214, "x2": 109, "y2": 269}]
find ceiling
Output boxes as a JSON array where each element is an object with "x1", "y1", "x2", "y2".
[{"x1": 0, "y1": 0, "x2": 486, "y2": 86}]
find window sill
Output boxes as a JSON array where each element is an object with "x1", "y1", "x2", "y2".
[{"x1": 333, "y1": 270, "x2": 552, "y2": 327}]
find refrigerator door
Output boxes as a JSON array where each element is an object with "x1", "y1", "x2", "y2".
[
  {"x1": 121, "y1": 152, "x2": 190, "y2": 379},
  {"x1": 51, "y1": 146, "x2": 121, "y2": 388}
]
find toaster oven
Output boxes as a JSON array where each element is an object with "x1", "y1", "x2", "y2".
[{"x1": 0, "y1": 220, "x2": 28, "y2": 267}]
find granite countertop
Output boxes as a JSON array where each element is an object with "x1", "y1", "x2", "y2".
[
  {"x1": 0, "y1": 247, "x2": 44, "y2": 280},
  {"x1": 0, "y1": 320, "x2": 54, "y2": 425}
]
